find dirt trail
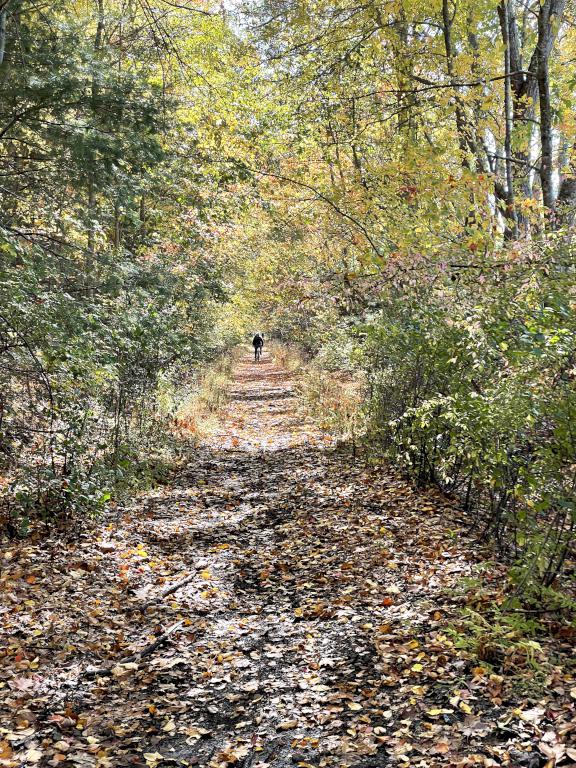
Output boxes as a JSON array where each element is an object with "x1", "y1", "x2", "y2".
[{"x1": 1, "y1": 353, "x2": 572, "y2": 768}]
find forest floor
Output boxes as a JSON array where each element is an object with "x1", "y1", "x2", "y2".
[{"x1": 1, "y1": 353, "x2": 575, "y2": 768}]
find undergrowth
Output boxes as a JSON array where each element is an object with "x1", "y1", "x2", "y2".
[
  {"x1": 300, "y1": 366, "x2": 365, "y2": 444},
  {"x1": 173, "y1": 351, "x2": 238, "y2": 438},
  {"x1": 446, "y1": 562, "x2": 576, "y2": 693},
  {"x1": 268, "y1": 340, "x2": 306, "y2": 372},
  {"x1": 272, "y1": 337, "x2": 366, "y2": 444}
]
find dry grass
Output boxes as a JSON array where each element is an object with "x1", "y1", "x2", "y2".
[
  {"x1": 172, "y1": 342, "x2": 365, "y2": 447},
  {"x1": 265, "y1": 342, "x2": 365, "y2": 443},
  {"x1": 298, "y1": 366, "x2": 366, "y2": 444},
  {"x1": 268, "y1": 341, "x2": 307, "y2": 372},
  {"x1": 173, "y1": 350, "x2": 241, "y2": 438}
]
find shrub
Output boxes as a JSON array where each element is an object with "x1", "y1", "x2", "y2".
[{"x1": 362, "y1": 245, "x2": 576, "y2": 590}]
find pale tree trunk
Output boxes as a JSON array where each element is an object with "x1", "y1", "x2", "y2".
[
  {"x1": 509, "y1": 3, "x2": 537, "y2": 216},
  {"x1": 113, "y1": 198, "x2": 120, "y2": 248},
  {"x1": 498, "y1": 0, "x2": 565, "y2": 232},
  {"x1": 536, "y1": 0, "x2": 566, "y2": 222},
  {"x1": 0, "y1": 6, "x2": 7, "y2": 66},
  {"x1": 87, "y1": 178, "x2": 96, "y2": 261}
]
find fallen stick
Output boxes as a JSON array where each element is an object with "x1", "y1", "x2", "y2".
[
  {"x1": 123, "y1": 619, "x2": 186, "y2": 662},
  {"x1": 82, "y1": 565, "x2": 204, "y2": 679},
  {"x1": 82, "y1": 620, "x2": 186, "y2": 679},
  {"x1": 149, "y1": 571, "x2": 198, "y2": 605},
  {"x1": 142, "y1": 560, "x2": 209, "y2": 609}
]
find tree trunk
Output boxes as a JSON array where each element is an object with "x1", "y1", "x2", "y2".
[
  {"x1": 502, "y1": 0, "x2": 565, "y2": 231},
  {"x1": 442, "y1": 0, "x2": 473, "y2": 167},
  {"x1": 537, "y1": 50, "x2": 554, "y2": 216},
  {"x1": 87, "y1": 0, "x2": 105, "y2": 269},
  {"x1": 498, "y1": 0, "x2": 519, "y2": 238},
  {"x1": 536, "y1": 0, "x2": 565, "y2": 220},
  {"x1": 114, "y1": 197, "x2": 120, "y2": 248},
  {"x1": 0, "y1": 7, "x2": 7, "y2": 66},
  {"x1": 557, "y1": 176, "x2": 576, "y2": 230},
  {"x1": 87, "y1": 177, "x2": 96, "y2": 262}
]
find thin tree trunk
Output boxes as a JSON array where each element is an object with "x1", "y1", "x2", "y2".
[
  {"x1": 114, "y1": 198, "x2": 120, "y2": 248},
  {"x1": 87, "y1": 177, "x2": 96, "y2": 262},
  {"x1": 442, "y1": 0, "x2": 475, "y2": 168},
  {"x1": 504, "y1": 0, "x2": 565, "y2": 231},
  {"x1": 87, "y1": 0, "x2": 105, "y2": 269},
  {"x1": 538, "y1": 56, "x2": 554, "y2": 216},
  {"x1": 0, "y1": 7, "x2": 7, "y2": 65},
  {"x1": 536, "y1": 0, "x2": 563, "y2": 219},
  {"x1": 499, "y1": 0, "x2": 519, "y2": 238}
]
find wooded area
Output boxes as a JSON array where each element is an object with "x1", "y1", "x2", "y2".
[{"x1": 1, "y1": 0, "x2": 575, "y2": 764}]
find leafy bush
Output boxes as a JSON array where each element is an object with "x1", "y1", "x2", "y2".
[
  {"x1": 0, "y1": 237, "x2": 222, "y2": 532},
  {"x1": 362, "y1": 244, "x2": 576, "y2": 589},
  {"x1": 0, "y1": 0, "x2": 240, "y2": 533}
]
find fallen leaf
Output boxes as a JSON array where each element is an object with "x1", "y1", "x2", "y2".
[{"x1": 277, "y1": 720, "x2": 298, "y2": 730}]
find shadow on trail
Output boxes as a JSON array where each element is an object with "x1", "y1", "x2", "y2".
[
  {"x1": 227, "y1": 390, "x2": 295, "y2": 403},
  {"x1": 125, "y1": 437, "x2": 403, "y2": 768},
  {"x1": 108, "y1": 355, "x2": 472, "y2": 768},
  {"x1": 4, "y1": 352, "x2": 495, "y2": 768}
]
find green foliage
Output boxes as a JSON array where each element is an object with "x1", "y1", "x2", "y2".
[
  {"x1": 362, "y1": 246, "x2": 576, "y2": 589},
  {"x1": 448, "y1": 606, "x2": 547, "y2": 674},
  {"x1": 0, "y1": 0, "x2": 239, "y2": 532}
]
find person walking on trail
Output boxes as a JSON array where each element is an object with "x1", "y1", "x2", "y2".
[{"x1": 252, "y1": 332, "x2": 264, "y2": 362}]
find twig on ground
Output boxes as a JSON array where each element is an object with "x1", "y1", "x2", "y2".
[
  {"x1": 146, "y1": 570, "x2": 198, "y2": 606},
  {"x1": 122, "y1": 619, "x2": 186, "y2": 662},
  {"x1": 82, "y1": 620, "x2": 186, "y2": 678},
  {"x1": 81, "y1": 566, "x2": 204, "y2": 679}
]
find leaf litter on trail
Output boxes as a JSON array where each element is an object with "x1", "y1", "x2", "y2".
[{"x1": 0, "y1": 353, "x2": 574, "y2": 768}]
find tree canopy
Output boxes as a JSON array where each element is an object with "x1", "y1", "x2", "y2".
[{"x1": 0, "y1": 0, "x2": 575, "y2": 584}]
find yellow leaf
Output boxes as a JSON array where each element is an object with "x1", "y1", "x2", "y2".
[
  {"x1": 459, "y1": 702, "x2": 472, "y2": 714},
  {"x1": 144, "y1": 752, "x2": 164, "y2": 767},
  {"x1": 0, "y1": 742, "x2": 12, "y2": 759},
  {"x1": 347, "y1": 702, "x2": 363, "y2": 711},
  {"x1": 411, "y1": 663, "x2": 423, "y2": 672},
  {"x1": 277, "y1": 720, "x2": 298, "y2": 730}
]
